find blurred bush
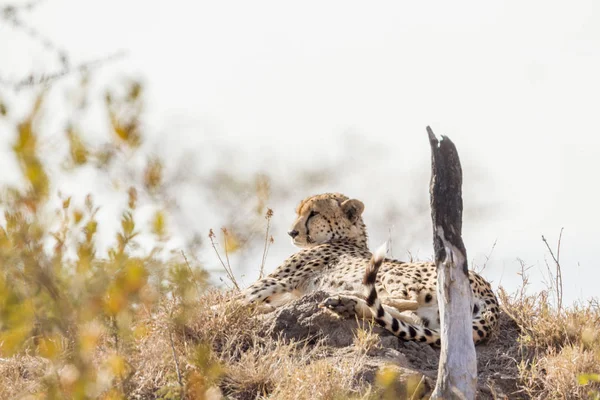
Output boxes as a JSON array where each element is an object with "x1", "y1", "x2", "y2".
[{"x1": 0, "y1": 80, "x2": 220, "y2": 399}]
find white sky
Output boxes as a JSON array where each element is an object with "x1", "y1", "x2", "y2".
[{"x1": 1, "y1": 0, "x2": 599, "y2": 303}]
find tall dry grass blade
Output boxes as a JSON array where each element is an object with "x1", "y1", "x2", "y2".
[
  {"x1": 542, "y1": 228, "x2": 564, "y2": 313},
  {"x1": 259, "y1": 208, "x2": 274, "y2": 279},
  {"x1": 208, "y1": 229, "x2": 240, "y2": 290}
]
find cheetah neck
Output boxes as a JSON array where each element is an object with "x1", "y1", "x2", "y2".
[
  {"x1": 354, "y1": 221, "x2": 369, "y2": 249},
  {"x1": 334, "y1": 221, "x2": 368, "y2": 249}
]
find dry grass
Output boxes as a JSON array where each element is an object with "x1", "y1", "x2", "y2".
[
  {"x1": 500, "y1": 287, "x2": 600, "y2": 399},
  {"x1": 180, "y1": 291, "x2": 376, "y2": 399},
  {"x1": 353, "y1": 326, "x2": 381, "y2": 356},
  {"x1": 3, "y1": 277, "x2": 599, "y2": 399},
  {"x1": 0, "y1": 288, "x2": 424, "y2": 399},
  {"x1": 0, "y1": 356, "x2": 50, "y2": 398}
]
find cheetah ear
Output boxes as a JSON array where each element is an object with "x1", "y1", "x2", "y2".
[{"x1": 341, "y1": 199, "x2": 364, "y2": 223}]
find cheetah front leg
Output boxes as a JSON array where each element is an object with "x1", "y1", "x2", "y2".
[
  {"x1": 241, "y1": 277, "x2": 298, "y2": 308},
  {"x1": 320, "y1": 293, "x2": 418, "y2": 325}
]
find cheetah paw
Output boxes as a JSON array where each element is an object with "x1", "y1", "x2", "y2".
[{"x1": 319, "y1": 295, "x2": 358, "y2": 318}]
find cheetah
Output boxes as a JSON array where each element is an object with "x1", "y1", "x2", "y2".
[{"x1": 240, "y1": 193, "x2": 499, "y2": 345}]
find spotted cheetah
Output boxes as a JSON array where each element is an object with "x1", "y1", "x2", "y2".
[{"x1": 241, "y1": 193, "x2": 499, "y2": 345}]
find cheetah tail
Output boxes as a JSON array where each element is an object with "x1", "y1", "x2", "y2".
[
  {"x1": 362, "y1": 244, "x2": 441, "y2": 346},
  {"x1": 362, "y1": 243, "x2": 387, "y2": 287}
]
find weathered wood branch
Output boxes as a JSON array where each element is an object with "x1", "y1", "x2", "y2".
[{"x1": 427, "y1": 126, "x2": 477, "y2": 400}]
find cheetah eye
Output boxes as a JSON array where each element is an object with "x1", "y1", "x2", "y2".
[{"x1": 309, "y1": 211, "x2": 319, "y2": 218}]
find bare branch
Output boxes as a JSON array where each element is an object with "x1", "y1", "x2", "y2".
[
  {"x1": 476, "y1": 239, "x2": 497, "y2": 274},
  {"x1": 0, "y1": 51, "x2": 127, "y2": 91}
]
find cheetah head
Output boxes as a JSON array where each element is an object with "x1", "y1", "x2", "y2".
[{"x1": 288, "y1": 193, "x2": 366, "y2": 248}]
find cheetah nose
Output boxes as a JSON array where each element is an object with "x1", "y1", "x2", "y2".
[{"x1": 288, "y1": 230, "x2": 299, "y2": 238}]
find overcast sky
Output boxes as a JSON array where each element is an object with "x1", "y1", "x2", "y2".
[{"x1": 1, "y1": 0, "x2": 599, "y2": 303}]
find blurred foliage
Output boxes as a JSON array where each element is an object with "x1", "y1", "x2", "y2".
[
  {"x1": 500, "y1": 266, "x2": 600, "y2": 400},
  {"x1": 0, "y1": 81, "x2": 220, "y2": 399}
]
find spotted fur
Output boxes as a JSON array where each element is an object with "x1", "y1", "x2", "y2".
[
  {"x1": 361, "y1": 247, "x2": 499, "y2": 345},
  {"x1": 240, "y1": 193, "x2": 500, "y2": 345}
]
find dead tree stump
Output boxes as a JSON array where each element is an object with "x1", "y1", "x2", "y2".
[{"x1": 427, "y1": 126, "x2": 477, "y2": 400}]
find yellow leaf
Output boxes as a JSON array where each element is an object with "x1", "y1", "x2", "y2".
[
  {"x1": 152, "y1": 210, "x2": 166, "y2": 237},
  {"x1": 121, "y1": 212, "x2": 135, "y2": 236},
  {"x1": 128, "y1": 81, "x2": 142, "y2": 100},
  {"x1": 80, "y1": 321, "x2": 103, "y2": 357},
  {"x1": 106, "y1": 354, "x2": 128, "y2": 378},
  {"x1": 133, "y1": 325, "x2": 149, "y2": 340},
  {"x1": 66, "y1": 127, "x2": 89, "y2": 165},
  {"x1": 579, "y1": 373, "x2": 600, "y2": 385},
  {"x1": 37, "y1": 335, "x2": 62, "y2": 359},
  {"x1": 102, "y1": 389, "x2": 126, "y2": 400},
  {"x1": 127, "y1": 187, "x2": 137, "y2": 209},
  {"x1": 104, "y1": 287, "x2": 126, "y2": 315},
  {"x1": 405, "y1": 374, "x2": 426, "y2": 399},
  {"x1": 144, "y1": 158, "x2": 163, "y2": 192},
  {"x1": 111, "y1": 113, "x2": 128, "y2": 141},
  {"x1": 25, "y1": 162, "x2": 49, "y2": 198},
  {"x1": 375, "y1": 365, "x2": 399, "y2": 387},
  {"x1": 73, "y1": 210, "x2": 83, "y2": 224},
  {"x1": 223, "y1": 229, "x2": 240, "y2": 253},
  {"x1": 0, "y1": 326, "x2": 31, "y2": 356},
  {"x1": 123, "y1": 259, "x2": 147, "y2": 292}
]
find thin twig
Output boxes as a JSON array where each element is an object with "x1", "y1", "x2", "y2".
[
  {"x1": 516, "y1": 258, "x2": 532, "y2": 304},
  {"x1": 169, "y1": 331, "x2": 184, "y2": 394},
  {"x1": 3, "y1": 2, "x2": 68, "y2": 67},
  {"x1": 112, "y1": 316, "x2": 119, "y2": 354},
  {"x1": 259, "y1": 208, "x2": 273, "y2": 279},
  {"x1": 555, "y1": 228, "x2": 564, "y2": 312},
  {"x1": 208, "y1": 229, "x2": 239, "y2": 290},
  {"x1": 479, "y1": 239, "x2": 498, "y2": 273},
  {"x1": 221, "y1": 227, "x2": 234, "y2": 279},
  {"x1": 541, "y1": 228, "x2": 564, "y2": 313},
  {"x1": 181, "y1": 250, "x2": 202, "y2": 297},
  {"x1": 0, "y1": 51, "x2": 127, "y2": 90},
  {"x1": 410, "y1": 374, "x2": 427, "y2": 400}
]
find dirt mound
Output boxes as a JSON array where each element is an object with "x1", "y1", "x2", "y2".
[{"x1": 260, "y1": 291, "x2": 523, "y2": 399}]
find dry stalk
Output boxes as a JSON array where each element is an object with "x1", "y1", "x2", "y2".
[
  {"x1": 542, "y1": 228, "x2": 564, "y2": 313},
  {"x1": 221, "y1": 228, "x2": 233, "y2": 272},
  {"x1": 208, "y1": 229, "x2": 240, "y2": 290},
  {"x1": 516, "y1": 258, "x2": 532, "y2": 303},
  {"x1": 259, "y1": 208, "x2": 274, "y2": 279},
  {"x1": 181, "y1": 250, "x2": 202, "y2": 297},
  {"x1": 410, "y1": 375, "x2": 427, "y2": 400},
  {"x1": 478, "y1": 239, "x2": 498, "y2": 273},
  {"x1": 169, "y1": 330, "x2": 184, "y2": 395}
]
